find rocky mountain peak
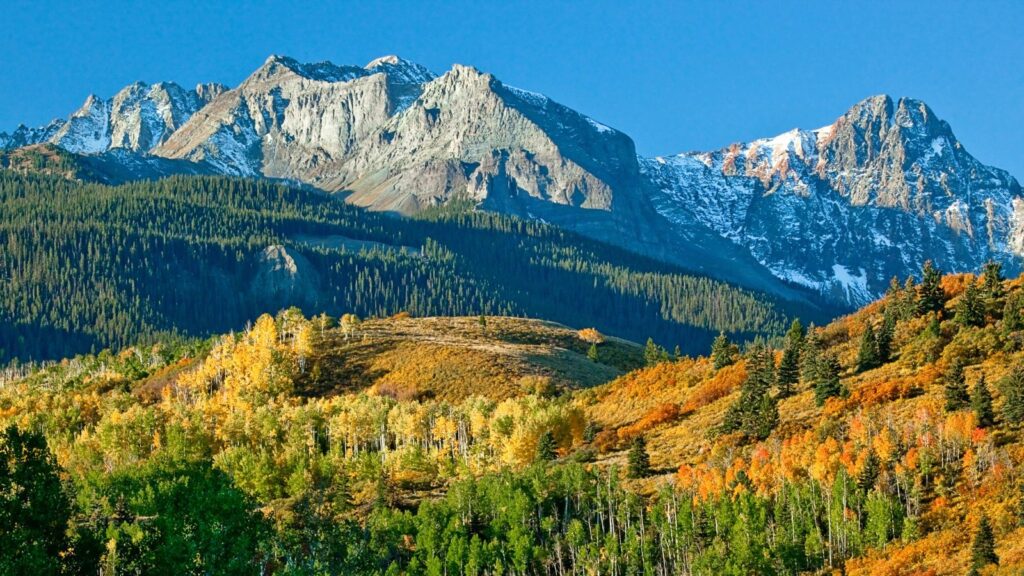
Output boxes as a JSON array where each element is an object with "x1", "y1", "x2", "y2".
[{"x1": 364, "y1": 55, "x2": 436, "y2": 85}]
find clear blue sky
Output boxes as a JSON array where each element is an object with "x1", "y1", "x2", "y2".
[{"x1": 3, "y1": 0, "x2": 1023, "y2": 177}]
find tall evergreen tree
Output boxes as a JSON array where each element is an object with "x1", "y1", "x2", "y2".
[
  {"x1": 917, "y1": 260, "x2": 945, "y2": 316},
  {"x1": 1003, "y1": 291, "x2": 1024, "y2": 334},
  {"x1": 876, "y1": 308, "x2": 896, "y2": 363},
  {"x1": 711, "y1": 332, "x2": 735, "y2": 370},
  {"x1": 954, "y1": 280, "x2": 985, "y2": 328},
  {"x1": 813, "y1": 354, "x2": 843, "y2": 407},
  {"x1": 969, "y1": 514, "x2": 998, "y2": 571},
  {"x1": 627, "y1": 436, "x2": 651, "y2": 479},
  {"x1": 972, "y1": 375, "x2": 995, "y2": 428},
  {"x1": 776, "y1": 319, "x2": 804, "y2": 397},
  {"x1": 1001, "y1": 367, "x2": 1024, "y2": 426},
  {"x1": 0, "y1": 426, "x2": 75, "y2": 575},
  {"x1": 536, "y1": 431, "x2": 557, "y2": 462},
  {"x1": 722, "y1": 342, "x2": 778, "y2": 440},
  {"x1": 943, "y1": 361, "x2": 970, "y2": 412},
  {"x1": 857, "y1": 450, "x2": 881, "y2": 493},
  {"x1": 981, "y1": 260, "x2": 1005, "y2": 302},
  {"x1": 856, "y1": 324, "x2": 880, "y2": 372}
]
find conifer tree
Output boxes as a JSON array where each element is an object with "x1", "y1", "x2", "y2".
[
  {"x1": 813, "y1": 354, "x2": 843, "y2": 406},
  {"x1": 722, "y1": 342, "x2": 778, "y2": 440},
  {"x1": 587, "y1": 342, "x2": 599, "y2": 362},
  {"x1": 969, "y1": 514, "x2": 998, "y2": 572},
  {"x1": 917, "y1": 260, "x2": 945, "y2": 316},
  {"x1": 627, "y1": 435, "x2": 651, "y2": 479},
  {"x1": 943, "y1": 360, "x2": 970, "y2": 412},
  {"x1": 876, "y1": 308, "x2": 896, "y2": 363},
  {"x1": 1001, "y1": 367, "x2": 1024, "y2": 426},
  {"x1": 536, "y1": 431, "x2": 557, "y2": 462},
  {"x1": 982, "y1": 260, "x2": 1004, "y2": 302},
  {"x1": 711, "y1": 332, "x2": 735, "y2": 370},
  {"x1": 954, "y1": 280, "x2": 985, "y2": 328},
  {"x1": 644, "y1": 338, "x2": 668, "y2": 367},
  {"x1": 857, "y1": 450, "x2": 880, "y2": 493},
  {"x1": 1003, "y1": 292, "x2": 1024, "y2": 333},
  {"x1": 856, "y1": 324, "x2": 879, "y2": 372},
  {"x1": 972, "y1": 375, "x2": 995, "y2": 428},
  {"x1": 776, "y1": 319, "x2": 804, "y2": 397}
]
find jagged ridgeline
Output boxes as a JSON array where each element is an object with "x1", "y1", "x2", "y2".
[{"x1": 0, "y1": 172, "x2": 817, "y2": 362}]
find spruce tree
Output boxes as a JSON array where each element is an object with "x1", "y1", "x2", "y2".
[
  {"x1": 643, "y1": 338, "x2": 668, "y2": 367},
  {"x1": 1001, "y1": 367, "x2": 1024, "y2": 426},
  {"x1": 954, "y1": 280, "x2": 985, "y2": 328},
  {"x1": 876, "y1": 308, "x2": 896, "y2": 363},
  {"x1": 711, "y1": 332, "x2": 735, "y2": 370},
  {"x1": 814, "y1": 354, "x2": 843, "y2": 406},
  {"x1": 776, "y1": 346, "x2": 800, "y2": 398},
  {"x1": 1003, "y1": 292, "x2": 1024, "y2": 333},
  {"x1": 776, "y1": 319, "x2": 804, "y2": 397},
  {"x1": 722, "y1": 342, "x2": 778, "y2": 440},
  {"x1": 627, "y1": 435, "x2": 651, "y2": 478},
  {"x1": 982, "y1": 260, "x2": 1005, "y2": 302},
  {"x1": 536, "y1": 431, "x2": 557, "y2": 462},
  {"x1": 969, "y1": 514, "x2": 998, "y2": 571},
  {"x1": 972, "y1": 375, "x2": 995, "y2": 428},
  {"x1": 917, "y1": 260, "x2": 945, "y2": 316},
  {"x1": 857, "y1": 450, "x2": 880, "y2": 493},
  {"x1": 587, "y1": 343, "x2": 599, "y2": 363},
  {"x1": 943, "y1": 360, "x2": 970, "y2": 412},
  {"x1": 856, "y1": 324, "x2": 879, "y2": 372}
]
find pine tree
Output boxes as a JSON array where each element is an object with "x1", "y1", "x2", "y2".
[
  {"x1": 627, "y1": 436, "x2": 651, "y2": 478},
  {"x1": 943, "y1": 360, "x2": 970, "y2": 412},
  {"x1": 982, "y1": 260, "x2": 1005, "y2": 302},
  {"x1": 876, "y1": 308, "x2": 896, "y2": 363},
  {"x1": 777, "y1": 346, "x2": 800, "y2": 398},
  {"x1": 587, "y1": 343, "x2": 599, "y2": 363},
  {"x1": 711, "y1": 332, "x2": 735, "y2": 370},
  {"x1": 722, "y1": 342, "x2": 778, "y2": 440},
  {"x1": 536, "y1": 431, "x2": 557, "y2": 462},
  {"x1": 814, "y1": 354, "x2": 843, "y2": 406},
  {"x1": 972, "y1": 375, "x2": 995, "y2": 428},
  {"x1": 776, "y1": 320, "x2": 804, "y2": 398},
  {"x1": 1001, "y1": 367, "x2": 1024, "y2": 426},
  {"x1": 969, "y1": 514, "x2": 998, "y2": 571},
  {"x1": 954, "y1": 280, "x2": 985, "y2": 328},
  {"x1": 857, "y1": 450, "x2": 881, "y2": 493},
  {"x1": 856, "y1": 324, "x2": 879, "y2": 372},
  {"x1": 917, "y1": 260, "x2": 945, "y2": 316},
  {"x1": 1003, "y1": 291, "x2": 1024, "y2": 333},
  {"x1": 644, "y1": 338, "x2": 667, "y2": 367}
]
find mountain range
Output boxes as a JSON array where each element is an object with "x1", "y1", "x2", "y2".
[{"x1": 3, "y1": 54, "x2": 1020, "y2": 307}]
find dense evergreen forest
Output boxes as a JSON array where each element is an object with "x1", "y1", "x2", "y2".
[{"x1": 0, "y1": 172, "x2": 816, "y2": 363}]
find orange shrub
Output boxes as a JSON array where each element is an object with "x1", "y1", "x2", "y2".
[
  {"x1": 681, "y1": 361, "x2": 746, "y2": 415},
  {"x1": 617, "y1": 402, "x2": 681, "y2": 441}
]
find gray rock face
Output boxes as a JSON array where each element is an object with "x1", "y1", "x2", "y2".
[
  {"x1": 0, "y1": 82, "x2": 224, "y2": 154},
  {"x1": 249, "y1": 244, "x2": 321, "y2": 309},
  {"x1": 645, "y1": 95, "x2": 1023, "y2": 305}
]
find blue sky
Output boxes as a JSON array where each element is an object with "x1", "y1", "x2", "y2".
[{"x1": 3, "y1": 0, "x2": 1023, "y2": 176}]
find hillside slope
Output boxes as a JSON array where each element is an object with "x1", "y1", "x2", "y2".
[
  {"x1": 582, "y1": 263, "x2": 1024, "y2": 574},
  {"x1": 0, "y1": 171, "x2": 807, "y2": 362}
]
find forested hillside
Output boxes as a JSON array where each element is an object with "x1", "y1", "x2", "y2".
[
  {"x1": 3, "y1": 262, "x2": 1024, "y2": 573},
  {"x1": 0, "y1": 172, "x2": 811, "y2": 362}
]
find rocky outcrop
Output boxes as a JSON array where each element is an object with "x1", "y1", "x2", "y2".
[{"x1": 645, "y1": 95, "x2": 1023, "y2": 305}]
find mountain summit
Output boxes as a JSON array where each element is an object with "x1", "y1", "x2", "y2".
[{"x1": 2, "y1": 58, "x2": 1020, "y2": 306}]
